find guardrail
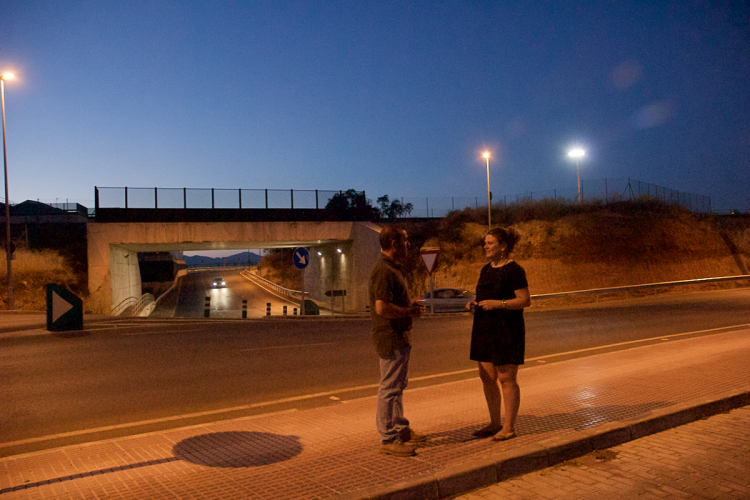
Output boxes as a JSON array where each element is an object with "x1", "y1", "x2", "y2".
[
  {"x1": 531, "y1": 275, "x2": 750, "y2": 301},
  {"x1": 132, "y1": 293, "x2": 155, "y2": 316},
  {"x1": 112, "y1": 293, "x2": 156, "y2": 316},
  {"x1": 111, "y1": 296, "x2": 137, "y2": 316},
  {"x1": 240, "y1": 269, "x2": 309, "y2": 301}
]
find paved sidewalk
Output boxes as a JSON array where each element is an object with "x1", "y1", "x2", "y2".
[
  {"x1": 0, "y1": 328, "x2": 748, "y2": 499},
  {"x1": 455, "y1": 406, "x2": 750, "y2": 499},
  {"x1": 0, "y1": 312, "x2": 113, "y2": 335},
  {"x1": 0, "y1": 311, "x2": 47, "y2": 333}
]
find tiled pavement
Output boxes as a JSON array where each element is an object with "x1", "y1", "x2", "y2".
[
  {"x1": 0, "y1": 328, "x2": 748, "y2": 499},
  {"x1": 454, "y1": 405, "x2": 750, "y2": 499}
]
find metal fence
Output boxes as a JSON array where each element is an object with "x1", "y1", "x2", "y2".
[
  {"x1": 95, "y1": 187, "x2": 349, "y2": 210},
  {"x1": 87, "y1": 180, "x2": 712, "y2": 217},
  {"x1": 399, "y1": 178, "x2": 712, "y2": 218}
]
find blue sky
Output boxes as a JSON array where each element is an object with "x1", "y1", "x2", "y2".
[{"x1": 2, "y1": 1, "x2": 748, "y2": 212}]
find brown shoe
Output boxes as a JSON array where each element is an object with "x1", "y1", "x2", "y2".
[
  {"x1": 380, "y1": 442, "x2": 416, "y2": 457},
  {"x1": 400, "y1": 428, "x2": 428, "y2": 443}
]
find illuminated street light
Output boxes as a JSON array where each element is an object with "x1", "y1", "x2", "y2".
[
  {"x1": 568, "y1": 148, "x2": 585, "y2": 204},
  {"x1": 483, "y1": 151, "x2": 491, "y2": 228},
  {"x1": 1, "y1": 72, "x2": 14, "y2": 309}
]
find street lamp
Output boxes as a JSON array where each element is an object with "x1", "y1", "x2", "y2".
[
  {"x1": 483, "y1": 151, "x2": 491, "y2": 228},
  {"x1": 1, "y1": 72, "x2": 14, "y2": 310},
  {"x1": 568, "y1": 148, "x2": 585, "y2": 204}
]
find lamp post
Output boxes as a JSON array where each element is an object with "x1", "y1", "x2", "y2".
[
  {"x1": 1, "y1": 72, "x2": 14, "y2": 310},
  {"x1": 568, "y1": 148, "x2": 585, "y2": 204},
  {"x1": 483, "y1": 151, "x2": 491, "y2": 228}
]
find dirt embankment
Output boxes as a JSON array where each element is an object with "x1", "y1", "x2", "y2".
[{"x1": 423, "y1": 209, "x2": 750, "y2": 297}]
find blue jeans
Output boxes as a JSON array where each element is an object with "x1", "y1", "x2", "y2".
[{"x1": 377, "y1": 345, "x2": 411, "y2": 444}]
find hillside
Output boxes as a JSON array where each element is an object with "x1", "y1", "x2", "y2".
[
  {"x1": 1, "y1": 201, "x2": 748, "y2": 311},
  {"x1": 408, "y1": 203, "x2": 750, "y2": 302}
]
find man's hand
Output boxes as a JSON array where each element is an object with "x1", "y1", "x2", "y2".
[
  {"x1": 409, "y1": 304, "x2": 422, "y2": 318},
  {"x1": 375, "y1": 300, "x2": 422, "y2": 319}
]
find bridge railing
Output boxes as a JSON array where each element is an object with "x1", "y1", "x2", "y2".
[{"x1": 95, "y1": 187, "x2": 348, "y2": 210}]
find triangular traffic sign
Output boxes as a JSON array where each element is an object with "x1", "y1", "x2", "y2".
[{"x1": 421, "y1": 251, "x2": 439, "y2": 275}]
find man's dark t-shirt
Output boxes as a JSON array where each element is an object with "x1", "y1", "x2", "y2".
[{"x1": 369, "y1": 253, "x2": 412, "y2": 358}]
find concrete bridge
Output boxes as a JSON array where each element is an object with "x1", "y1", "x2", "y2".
[{"x1": 87, "y1": 218, "x2": 382, "y2": 316}]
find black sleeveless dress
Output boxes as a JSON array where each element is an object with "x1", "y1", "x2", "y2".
[{"x1": 469, "y1": 261, "x2": 528, "y2": 366}]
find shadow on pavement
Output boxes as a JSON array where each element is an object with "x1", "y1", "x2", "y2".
[{"x1": 173, "y1": 431, "x2": 303, "y2": 467}]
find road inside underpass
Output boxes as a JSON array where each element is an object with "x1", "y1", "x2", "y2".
[
  {"x1": 151, "y1": 269, "x2": 304, "y2": 318},
  {"x1": 1, "y1": 288, "x2": 748, "y2": 457}
]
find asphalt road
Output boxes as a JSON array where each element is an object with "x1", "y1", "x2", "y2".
[
  {"x1": 151, "y1": 270, "x2": 303, "y2": 318},
  {"x1": 1, "y1": 288, "x2": 748, "y2": 456}
]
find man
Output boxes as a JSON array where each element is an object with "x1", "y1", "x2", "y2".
[{"x1": 369, "y1": 225, "x2": 427, "y2": 457}]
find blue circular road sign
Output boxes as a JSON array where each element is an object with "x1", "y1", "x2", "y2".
[{"x1": 293, "y1": 247, "x2": 310, "y2": 269}]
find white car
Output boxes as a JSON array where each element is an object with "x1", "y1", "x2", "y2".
[
  {"x1": 211, "y1": 277, "x2": 226, "y2": 288},
  {"x1": 416, "y1": 288, "x2": 475, "y2": 313}
]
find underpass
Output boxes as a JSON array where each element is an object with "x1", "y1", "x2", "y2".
[
  {"x1": 151, "y1": 269, "x2": 310, "y2": 318},
  {"x1": 87, "y1": 219, "x2": 382, "y2": 316}
]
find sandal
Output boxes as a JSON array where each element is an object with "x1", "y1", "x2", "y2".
[
  {"x1": 472, "y1": 425, "x2": 502, "y2": 438},
  {"x1": 491, "y1": 430, "x2": 517, "y2": 441}
]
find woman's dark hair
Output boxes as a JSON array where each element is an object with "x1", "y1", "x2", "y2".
[{"x1": 486, "y1": 227, "x2": 521, "y2": 253}]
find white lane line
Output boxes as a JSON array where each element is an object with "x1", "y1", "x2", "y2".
[
  {"x1": 0, "y1": 409, "x2": 299, "y2": 449},
  {"x1": 121, "y1": 329, "x2": 206, "y2": 336},
  {"x1": 4, "y1": 324, "x2": 745, "y2": 450},
  {"x1": 525, "y1": 323, "x2": 750, "y2": 362},
  {"x1": 404, "y1": 324, "x2": 750, "y2": 382},
  {"x1": 239, "y1": 342, "x2": 336, "y2": 352}
]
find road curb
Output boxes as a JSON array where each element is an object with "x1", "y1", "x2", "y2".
[{"x1": 335, "y1": 389, "x2": 750, "y2": 500}]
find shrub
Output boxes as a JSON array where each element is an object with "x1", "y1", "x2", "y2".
[{"x1": 0, "y1": 249, "x2": 82, "y2": 310}]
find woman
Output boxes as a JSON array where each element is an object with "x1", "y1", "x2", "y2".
[{"x1": 466, "y1": 227, "x2": 531, "y2": 441}]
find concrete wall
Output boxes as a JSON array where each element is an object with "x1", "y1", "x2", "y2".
[
  {"x1": 108, "y1": 246, "x2": 143, "y2": 314},
  {"x1": 87, "y1": 221, "x2": 382, "y2": 315}
]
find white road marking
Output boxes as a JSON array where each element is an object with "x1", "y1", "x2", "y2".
[
  {"x1": 239, "y1": 342, "x2": 336, "y2": 351},
  {"x1": 121, "y1": 329, "x2": 206, "y2": 336}
]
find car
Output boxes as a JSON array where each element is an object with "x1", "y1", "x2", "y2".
[
  {"x1": 211, "y1": 277, "x2": 226, "y2": 288},
  {"x1": 416, "y1": 288, "x2": 475, "y2": 313}
]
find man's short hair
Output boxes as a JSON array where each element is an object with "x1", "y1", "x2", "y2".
[{"x1": 379, "y1": 225, "x2": 406, "y2": 251}]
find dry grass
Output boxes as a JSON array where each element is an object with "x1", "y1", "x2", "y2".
[
  {"x1": 409, "y1": 201, "x2": 750, "y2": 300},
  {"x1": 0, "y1": 249, "x2": 82, "y2": 311}
]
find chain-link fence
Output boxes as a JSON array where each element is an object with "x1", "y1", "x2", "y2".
[{"x1": 398, "y1": 178, "x2": 711, "y2": 218}]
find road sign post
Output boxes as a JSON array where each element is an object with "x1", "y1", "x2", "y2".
[
  {"x1": 421, "y1": 250, "x2": 440, "y2": 314},
  {"x1": 293, "y1": 247, "x2": 310, "y2": 316}
]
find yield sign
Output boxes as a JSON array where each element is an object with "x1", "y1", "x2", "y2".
[
  {"x1": 421, "y1": 251, "x2": 439, "y2": 275},
  {"x1": 46, "y1": 284, "x2": 83, "y2": 332}
]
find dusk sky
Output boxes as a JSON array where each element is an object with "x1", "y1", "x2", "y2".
[{"x1": 2, "y1": 1, "x2": 748, "y2": 213}]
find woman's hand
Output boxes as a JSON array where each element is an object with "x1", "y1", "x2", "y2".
[
  {"x1": 477, "y1": 299, "x2": 501, "y2": 311},
  {"x1": 465, "y1": 299, "x2": 477, "y2": 311}
]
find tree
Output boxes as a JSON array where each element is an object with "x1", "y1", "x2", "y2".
[
  {"x1": 377, "y1": 195, "x2": 414, "y2": 221},
  {"x1": 324, "y1": 189, "x2": 379, "y2": 221}
]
